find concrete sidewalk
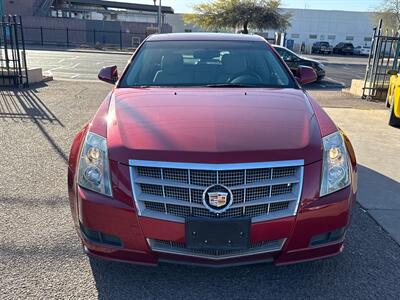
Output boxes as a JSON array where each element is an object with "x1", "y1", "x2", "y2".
[
  {"x1": 308, "y1": 89, "x2": 400, "y2": 245},
  {"x1": 324, "y1": 107, "x2": 400, "y2": 245}
]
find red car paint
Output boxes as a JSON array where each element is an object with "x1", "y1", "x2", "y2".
[{"x1": 68, "y1": 33, "x2": 357, "y2": 267}]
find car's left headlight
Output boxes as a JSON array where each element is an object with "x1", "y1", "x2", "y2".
[
  {"x1": 320, "y1": 131, "x2": 351, "y2": 196},
  {"x1": 77, "y1": 132, "x2": 112, "y2": 197},
  {"x1": 317, "y1": 63, "x2": 325, "y2": 69}
]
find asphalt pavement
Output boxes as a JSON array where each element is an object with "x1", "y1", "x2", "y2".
[
  {"x1": 304, "y1": 54, "x2": 368, "y2": 89},
  {"x1": 26, "y1": 49, "x2": 131, "y2": 81},
  {"x1": 0, "y1": 80, "x2": 399, "y2": 299}
]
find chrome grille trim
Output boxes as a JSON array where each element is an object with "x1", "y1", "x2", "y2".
[
  {"x1": 148, "y1": 238, "x2": 286, "y2": 260},
  {"x1": 129, "y1": 160, "x2": 304, "y2": 223}
]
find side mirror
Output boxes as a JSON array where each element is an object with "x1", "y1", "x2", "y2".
[
  {"x1": 387, "y1": 69, "x2": 398, "y2": 76},
  {"x1": 295, "y1": 66, "x2": 317, "y2": 85},
  {"x1": 98, "y1": 65, "x2": 118, "y2": 84}
]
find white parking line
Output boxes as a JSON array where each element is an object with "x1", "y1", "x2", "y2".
[
  {"x1": 48, "y1": 66, "x2": 64, "y2": 72},
  {"x1": 325, "y1": 77, "x2": 346, "y2": 87},
  {"x1": 70, "y1": 63, "x2": 80, "y2": 69}
]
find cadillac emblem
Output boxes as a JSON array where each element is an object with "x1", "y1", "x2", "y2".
[{"x1": 203, "y1": 184, "x2": 233, "y2": 213}]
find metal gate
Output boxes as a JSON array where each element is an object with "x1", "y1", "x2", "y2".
[
  {"x1": 0, "y1": 15, "x2": 29, "y2": 87},
  {"x1": 362, "y1": 19, "x2": 400, "y2": 100}
]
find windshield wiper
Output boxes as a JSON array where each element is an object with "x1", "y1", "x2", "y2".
[{"x1": 205, "y1": 83, "x2": 261, "y2": 88}]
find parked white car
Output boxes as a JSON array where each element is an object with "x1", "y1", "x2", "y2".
[{"x1": 354, "y1": 46, "x2": 371, "y2": 56}]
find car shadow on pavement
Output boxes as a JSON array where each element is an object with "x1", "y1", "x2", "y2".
[
  {"x1": 357, "y1": 164, "x2": 400, "y2": 212},
  {"x1": 0, "y1": 84, "x2": 68, "y2": 163},
  {"x1": 88, "y1": 165, "x2": 400, "y2": 299}
]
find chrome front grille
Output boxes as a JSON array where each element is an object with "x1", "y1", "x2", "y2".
[
  {"x1": 129, "y1": 160, "x2": 304, "y2": 223},
  {"x1": 148, "y1": 238, "x2": 286, "y2": 260}
]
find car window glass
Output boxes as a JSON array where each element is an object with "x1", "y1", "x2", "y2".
[
  {"x1": 120, "y1": 41, "x2": 295, "y2": 88},
  {"x1": 275, "y1": 47, "x2": 297, "y2": 61}
]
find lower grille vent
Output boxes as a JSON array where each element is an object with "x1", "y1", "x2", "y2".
[{"x1": 148, "y1": 238, "x2": 286, "y2": 260}]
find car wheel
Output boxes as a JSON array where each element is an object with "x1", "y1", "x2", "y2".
[{"x1": 389, "y1": 98, "x2": 400, "y2": 127}]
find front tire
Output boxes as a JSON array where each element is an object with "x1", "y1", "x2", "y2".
[{"x1": 389, "y1": 99, "x2": 400, "y2": 127}]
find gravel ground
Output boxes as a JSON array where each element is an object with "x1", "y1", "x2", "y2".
[{"x1": 0, "y1": 81, "x2": 399, "y2": 299}]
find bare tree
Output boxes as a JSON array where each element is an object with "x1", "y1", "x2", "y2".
[{"x1": 373, "y1": 0, "x2": 400, "y2": 33}]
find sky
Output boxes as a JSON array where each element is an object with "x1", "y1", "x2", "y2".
[{"x1": 110, "y1": 0, "x2": 382, "y2": 13}]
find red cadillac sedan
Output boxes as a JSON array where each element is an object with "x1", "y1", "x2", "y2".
[{"x1": 68, "y1": 33, "x2": 357, "y2": 267}]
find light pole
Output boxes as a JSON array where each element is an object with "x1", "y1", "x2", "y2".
[{"x1": 153, "y1": 0, "x2": 162, "y2": 33}]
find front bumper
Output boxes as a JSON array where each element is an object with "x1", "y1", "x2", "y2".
[{"x1": 70, "y1": 160, "x2": 356, "y2": 267}]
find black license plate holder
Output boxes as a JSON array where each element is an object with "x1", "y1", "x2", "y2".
[{"x1": 185, "y1": 218, "x2": 250, "y2": 250}]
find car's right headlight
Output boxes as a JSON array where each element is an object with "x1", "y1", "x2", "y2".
[
  {"x1": 320, "y1": 131, "x2": 351, "y2": 196},
  {"x1": 77, "y1": 132, "x2": 112, "y2": 197}
]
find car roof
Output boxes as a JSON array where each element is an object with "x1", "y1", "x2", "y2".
[{"x1": 146, "y1": 33, "x2": 266, "y2": 42}]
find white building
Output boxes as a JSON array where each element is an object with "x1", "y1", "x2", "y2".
[{"x1": 166, "y1": 8, "x2": 375, "y2": 51}]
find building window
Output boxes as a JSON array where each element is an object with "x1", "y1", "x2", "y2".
[
  {"x1": 346, "y1": 36, "x2": 354, "y2": 41},
  {"x1": 309, "y1": 34, "x2": 317, "y2": 39},
  {"x1": 291, "y1": 33, "x2": 300, "y2": 38},
  {"x1": 184, "y1": 29, "x2": 192, "y2": 32},
  {"x1": 328, "y1": 35, "x2": 336, "y2": 40},
  {"x1": 364, "y1": 37, "x2": 372, "y2": 42}
]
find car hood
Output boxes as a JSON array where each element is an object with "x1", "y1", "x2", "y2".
[{"x1": 106, "y1": 88, "x2": 323, "y2": 165}]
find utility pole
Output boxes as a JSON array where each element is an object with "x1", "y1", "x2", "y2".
[
  {"x1": 153, "y1": 0, "x2": 162, "y2": 33},
  {"x1": 158, "y1": 0, "x2": 162, "y2": 33}
]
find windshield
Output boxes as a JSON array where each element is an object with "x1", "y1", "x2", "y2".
[
  {"x1": 119, "y1": 40, "x2": 295, "y2": 88},
  {"x1": 320, "y1": 42, "x2": 330, "y2": 46}
]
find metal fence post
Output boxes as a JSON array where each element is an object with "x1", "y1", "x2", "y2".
[
  {"x1": 19, "y1": 16, "x2": 29, "y2": 86},
  {"x1": 93, "y1": 29, "x2": 96, "y2": 46},
  {"x1": 120, "y1": 30, "x2": 123, "y2": 50},
  {"x1": 1, "y1": 15, "x2": 11, "y2": 83},
  {"x1": 40, "y1": 26, "x2": 43, "y2": 46},
  {"x1": 12, "y1": 15, "x2": 23, "y2": 87},
  {"x1": 66, "y1": 27, "x2": 69, "y2": 47},
  {"x1": 8, "y1": 15, "x2": 17, "y2": 86}
]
